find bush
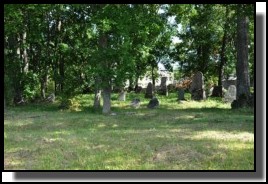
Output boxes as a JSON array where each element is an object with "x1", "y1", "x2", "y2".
[
  {"x1": 22, "y1": 72, "x2": 40, "y2": 101},
  {"x1": 59, "y1": 96, "x2": 81, "y2": 111}
]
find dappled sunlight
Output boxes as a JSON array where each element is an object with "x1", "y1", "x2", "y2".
[
  {"x1": 51, "y1": 130, "x2": 72, "y2": 136},
  {"x1": 188, "y1": 130, "x2": 254, "y2": 142},
  {"x1": 174, "y1": 115, "x2": 195, "y2": 120},
  {"x1": 41, "y1": 137, "x2": 65, "y2": 144},
  {"x1": 4, "y1": 92, "x2": 254, "y2": 170},
  {"x1": 98, "y1": 123, "x2": 106, "y2": 128},
  {"x1": 218, "y1": 142, "x2": 254, "y2": 151}
]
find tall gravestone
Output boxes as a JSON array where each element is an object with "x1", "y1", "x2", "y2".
[
  {"x1": 145, "y1": 82, "x2": 153, "y2": 99},
  {"x1": 189, "y1": 72, "x2": 206, "y2": 101},
  {"x1": 118, "y1": 91, "x2": 127, "y2": 101},
  {"x1": 178, "y1": 88, "x2": 186, "y2": 101},
  {"x1": 159, "y1": 77, "x2": 168, "y2": 96},
  {"x1": 224, "y1": 85, "x2": 236, "y2": 103}
]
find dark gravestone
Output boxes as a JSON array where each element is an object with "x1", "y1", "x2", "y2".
[
  {"x1": 118, "y1": 91, "x2": 127, "y2": 101},
  {"x1": 147, "y1": 97, "x2": 159, "y2": 109},
  {"x1": 130, "y1": 98, "x2": 140, "y2": 108},
  {"x1": 145, "y1": 82, "x2": 153, "y2": 99},
  {"x1": 178, "y1": 88, "x2": 186, "y2": 101},
  {"x1": 189, "y1": 72, "x2": 206, "y2": 101},
  {"x1": 159, "y1": 77, "x2": 168, "y2": 96},
  {"x1": 211, "y1": 86, "x2": 223, "y2": 97}
]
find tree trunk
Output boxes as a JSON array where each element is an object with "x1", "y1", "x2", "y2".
[
  {"x1": 216, "y1": 32, "x2": 226, "y2": 97},
  {"x1": 217, "y1": 6, "x2": 229, "y2": 97},
  {"x1": 22, "y1": 31, "x2": 28, "y2": 73},
  {"x1": 40, "y1": 73, "x2": 47, "y2": 99},
  {"x1": 98, "y1": 32, "x2": 111, "y2": 114},
  {"x1": 59, "y1": 56, "x2": 64, "y2": 91},
  {"x1": 102, "y1": 86, "x2": 111, "y2": 114},
  {"x1": 4, "y1": 96, "x2": 6, "y2": 111},
  {"x1": 232, "y1": 6, "x2": 250, "y2": 108},
  {"x1": 151, "y1": 64, "x2": 156, "y2": 92},
  {"x1": 128, "y1": 76, "x2": 134, "y2": 91},
  {"x1": 14, "y1": 34, "x2": 24, "y2": 104},
  {"x1": 135, "y1": 76, "x2": 139, "y2": 87},
  {"x1": 93, "y1": 77, "x2": 101, "y2": 109}
]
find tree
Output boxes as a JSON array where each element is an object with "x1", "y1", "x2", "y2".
[
  {"x1": 232, "y1": 4, "x2": 253, "y2": 108},
  {"x1": 171, "y1": 4, "x2": 223, "y2": 82}
]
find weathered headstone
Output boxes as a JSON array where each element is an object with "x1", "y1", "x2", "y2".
[
  {"x1": 130, "y1": 98, "x2": 140, "y2": 108},
  {"x1": 46, "y1": 93, "x2": 55, "y2": 103},
  {"x1": 145, "y1": 82, "x2": 153, "y2": 99},
  {"x1": 159, "y1": 77, "x2": 168, "y2": 96},
  {"x1": 222, "y1": 77, "x2": 237, "y2": 89},
  {"x1": 189, "y1": 72, "x2": 206, "y2": 101},
  {"x1": 118, "y1": 91, "x2": 127, "y2": 101},
  {"x1": 224, "y1": 85, "x2": 236, "y2": 103},
  {"x1": 177, "y1": 88, "x2": 186, "y2": 101},
  {"x1": 147, "y1": 97, "x2": 159, "y2": 109},
  {"x1": 208, "y1": 87, "x2": 214, "y2": 96}
]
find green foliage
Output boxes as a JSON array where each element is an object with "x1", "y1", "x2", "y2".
[
  {"x1": 58, "y1": 43, "x2": 69, "y2": 53},
  {"x1": 4, "y1": 4, "x2": 254, "y2": 109},
  {"x1": 59, "y1": 97, "x2": 81, "y2": 111},
  {"x1": 22, "y1": 72, "x2": 40, "y2": 100}
]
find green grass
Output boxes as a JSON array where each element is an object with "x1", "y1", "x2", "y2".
[{"x1": 4, "y1": 92, "x2": 254, "y2": 170}]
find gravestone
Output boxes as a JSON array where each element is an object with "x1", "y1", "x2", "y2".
[
  {"x1": 145, "y1": 82, "x2": 153, "y2": 99},
  {"x1": 224, "y1": 85, "x2": 236, "y2": 103},
  {"x1": 189, "y1": 72, "x2": 206, "y2": 101},
  {"x1": 208, "y1": 87, "x2": 214, "y2": 96},
  {"x1": 130, "y1": 98, "x2": 140, "y2": 108},
  {"x1": 147, "y1": 97, "x2": 159, "y2": 109},
  {"x1": 46, "y1": 93, "x2": 55, "y2": 103},
  {"x1": 118, "y1": 91, "x2": 127, "y2": 101},
  {"x1": 177, "y1": 88, "x2": 186, "y2": 101},
  {"x1": 159, "y1": 77, "x2": 168, "y2": 96}
]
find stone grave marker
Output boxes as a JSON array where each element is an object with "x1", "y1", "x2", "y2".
[
  {"x1": 145, "y1": 82, "x2": 153, "y2": 99},
  {"x1": 118, "y1": 91, "x2": 127, "y2": 101},
  {"x1": 159, "y1": 77, "x2": 168, "y2": 96},
  {"x1": 189, "y1": 71, "x2": 206, "y2": 100},
  {"x1": 224, "y1": 85, "x2": 236, "y2": 103},
  {"x1": 147, "y1": 97, "x2": 159, "y2": 109}
]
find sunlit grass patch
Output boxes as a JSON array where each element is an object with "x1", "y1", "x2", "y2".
[{"x1": 4, "y1": 92, "x2": 254, "y2": 170}]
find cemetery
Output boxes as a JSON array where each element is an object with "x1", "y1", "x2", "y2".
[{"x1": 4, "y1": 4, "x2": 254, "y2": 171}]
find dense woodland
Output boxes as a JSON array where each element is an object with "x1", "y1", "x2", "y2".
[{"x1": 4, "y1": 4, "x2": 254, "y2": 114}]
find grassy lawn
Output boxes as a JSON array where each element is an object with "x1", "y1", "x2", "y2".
[{"x1": 4, "y1": 92, "x2": 254, "y2": 170}]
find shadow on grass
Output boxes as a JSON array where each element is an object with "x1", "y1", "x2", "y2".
[
  {"x1": 5, "y1": 102, "x2": 254, "y2": 134},
  {"x1": 4, "y1": 122, "x2": 254, "y2": 170},
  {"x1": 4, "y1": 93, "x2": 255, "y2": 170}
]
